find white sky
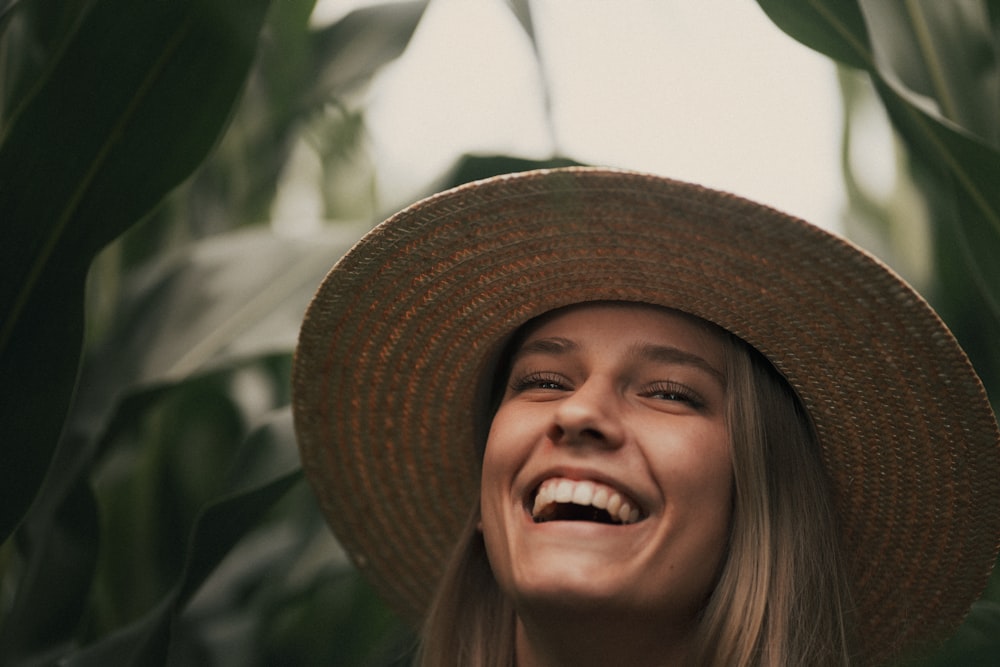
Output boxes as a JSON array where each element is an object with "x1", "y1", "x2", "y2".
[{"x1": 311, "y1": 0, "x2": 864, "y2": 233}]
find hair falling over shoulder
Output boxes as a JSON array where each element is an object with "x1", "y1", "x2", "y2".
[
  {"x1": 417, "y1": 504, "x2": 517, "y2": 667},
  {"x1": 691, "y1": 337, "x2": 858, "y2": 666}
]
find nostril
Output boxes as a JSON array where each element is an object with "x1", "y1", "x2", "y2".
[
  {"x1": 550, "y1": 423, "x2": 612, "y2": 447},
  {"x1": 548, "y1": 388, "x2": 626, "y2": 448},
  {"x1": 546, "y1": 423, "x2": 565, "y2": 442}
]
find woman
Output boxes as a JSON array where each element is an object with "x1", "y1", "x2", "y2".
[{"x1": 292, "y1": 168, "x2": 1000, "y2": 666}]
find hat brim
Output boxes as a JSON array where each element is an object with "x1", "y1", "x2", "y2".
[{"x1": 293, "y1": 168, "x2": 1000, "y2": 662}]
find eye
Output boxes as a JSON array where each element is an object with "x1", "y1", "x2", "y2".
[
  {"x1": 643, "y1": 381, "x2": 704, "y2": 408},
  {"x1": 510, "y1": 371, "x2": 569, "y2": 393}
]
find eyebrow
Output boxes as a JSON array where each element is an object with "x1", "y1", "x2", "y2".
[
  {"x1": 628, "y1": 342, "x2": 726, "y2": 387},
  {"x1": 511, "y1": 336, "x2": 579, "y2": 361},
  {"x1": 512, "y1": 337, "x2": 725, "y2": 386}
]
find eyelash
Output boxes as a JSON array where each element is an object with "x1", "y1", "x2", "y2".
[
  {"x1": 511, "y1": 371, "x2": 567, "y2": 392},
  {"x1": 642, "y1": 381, "x2": 704, "y2": 408},
  {"x1": 510, "y1": 373, "x2": 704, "y2": 408}
]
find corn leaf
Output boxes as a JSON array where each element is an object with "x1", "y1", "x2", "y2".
[{"x1": 0, "y1": 0, "x2": 273, "y2": 541}]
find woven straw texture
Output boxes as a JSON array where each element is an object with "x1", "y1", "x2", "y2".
[{"x1": 293, "y1": 168, "x2": 1000, "y2": 665}]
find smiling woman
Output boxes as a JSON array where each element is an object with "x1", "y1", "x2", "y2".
[
  {"x1": 481, "y1": 305, "x2": 734, "y2": 662},
  {"x1": 292, "y1": 168, "x2": 1000, "y2": 666},
  {"x1": 423, "y1": 302, "x2": 848, "y2": 666}
]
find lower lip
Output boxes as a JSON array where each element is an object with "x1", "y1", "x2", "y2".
[{"x1": 523, "y1": 509, "x2": 643, "y2": 533}]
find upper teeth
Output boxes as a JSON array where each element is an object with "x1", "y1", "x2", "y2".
[{"x1": 532, "y1": 478, "x2": 642, "y2": 525}]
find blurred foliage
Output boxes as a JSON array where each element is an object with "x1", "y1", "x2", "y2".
[
  {"x1": 757, "y1": 0, "x2": 1000, "y2": 664},
  {"x1": 1, "y1": 0, "x2": 998, "y2": 664},
  {"x1": 0, "y1": 0, "x2": 275, "y2": 546},
  {"x1": 0, "y1": 0, "x2": 428, "y2": 663},
  {"x1": 757, "y1": 0, "x2": 1000, "y2": 400}
]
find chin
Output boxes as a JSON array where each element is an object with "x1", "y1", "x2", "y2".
[{"x1": 509, "y1": 561, "x2": 631, "y2": 609}]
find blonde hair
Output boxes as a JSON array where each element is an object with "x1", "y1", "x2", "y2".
[
  {"x1": 418, "y1": 331, "x2": 856, "y2": 667},
  {"x1": 417, "y1": 504, "x2": 515, "y2": 667},
  {"x1": 690, "y1": 339, "x2": 856, "y2": 666}
]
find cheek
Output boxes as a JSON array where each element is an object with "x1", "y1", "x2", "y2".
[
  {"x1": 649, "y1": 420, "x2": 731, "y2": 483},
  {"x1": 683, "y1": 427, "x2": 733, "y2": 559},
  {"x1": 690, "y1": 433, "x2": 732, "y2": 498},
  {"x1": 479, "y1": 405, "x2": 538, "y2": 582},
  {"x1": 478, "y1": 410, "x2": 518, "y2": 537},
  {"x1": 650, "y1": 421, "x2": 733, "y2": 532},
  {"x1": 480, "y1": 402, "x2": 535, "y2": 484},
  {"x1": 480, "y1": 414, "x2": 509, "y2": 493},
  {"x1": 479, "y1": 426, "x2": 512, "y2": 589}
]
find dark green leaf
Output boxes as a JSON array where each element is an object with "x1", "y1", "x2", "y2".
[
  {"x1": 905, "y1": 600, "x2": 1000, "y2": 666},
  {"x1": 898, "y1": 123, "x2": 1000, "y2": 391},
  {"x1": 0, "y1": 0, "x2": 273, "y2": 541},
  {"x1": 755, "y1": 0, "x2": 871, "y2": 70},
  {"x1": 859, "y1": 0, "x2": 1000, "y2": 145},
  {"x1": 0, "y1": 225, "x2": 353, "y2": 646},
  {"x1": 64, "y1": 417, "x2": 302, "y2": 666},
  {"x1": 445, "y1": 154, "x2": 586, "y2": 189},
  {"x1": 754, "y1": 0, "x2": 1000, "y2": 391},
  {"x1": 0, "y1": 471, "x2": 99, "y2": 664},
  {"x1": 0, "y1": 0, "x2": 91, "y2": 120}
]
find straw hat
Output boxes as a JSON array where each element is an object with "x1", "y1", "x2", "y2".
[{"x1": 292, "y1": 168, "x2": 999, "y2": 663}]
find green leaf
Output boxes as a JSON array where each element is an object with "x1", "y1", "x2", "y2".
[
  {"x1": 755, "y1": 0, "x2": 872, "y2": 70},
  {"x1": 0, "y1": 0, "x2": 273, "y2": 542},
  {"x1": 63, "y1": 415, "x2": 302, "y2": 666},
  {"x1": 754, "y1": 0, "x2": 1000, "y2": 388},
  {"x1": 72, "y1": 224, "x2": 357, "y2": 468},
  {"x1": 897, "y1": 117, "x2": 1000, "y2": 390},
  {"x1": 0, "y1": 226, "x2": 356, "y2": 654},
  {"x1": 859, "y1": 0, "x2": 1000, "y2": 145},
  {"x1": 905, "y1": 600, "x2": 1000, "y2": 666},
  {"x1": 83, "y1": 226, "x2": 361, "y2": 395},
  {"x1": 0, "y1": 471, "x2": 99, "y2": 664},
  {"x1": 307, "y1": 1, "x2": 428, "y2": 100},
  {"x1": 163, "y1": 0, "x2": 427, "y2": 230},
  {"x1": 445, "y1": 154, "x2": 586, "y2": 189}
]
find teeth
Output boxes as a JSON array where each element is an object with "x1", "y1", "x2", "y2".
[
  {"x1": 592, "y1": 486, "x2": 609, "y2": 509},
  {"x1": 607, "y1": 493, "x2": 622, "y2": 518},
  {"x1": 531, "y1": 478, "x2": 643, "y2": 525},
  {"x1": 532, "y1": 484, "x2": 552, "y2": 516},
  {"x1": 572, "y1": 481, "x2": 594, "y2": 506}
]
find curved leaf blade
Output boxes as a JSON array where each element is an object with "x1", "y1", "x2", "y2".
[
  {"x1": 755, "y1": 0, "x2": 872, "y2": 69},
  {"x1": 0, "y1": 470, "x2": 99, "y2": 664},
  {"x1": 308, "y1": 1, "x2": 427, "y2": 100},
  {"x1": 756, "y1": 0, "x2": 1000, "y2": 383},
  {"x1": 859, "y1": 0, "x2": 1000, "y2": 145},
  {"x1": 0, "y1": 0, "x2": 273, "y2": 541},
  {"x1": 64, "y1": 414, "x2": 302, "y2": 666}
]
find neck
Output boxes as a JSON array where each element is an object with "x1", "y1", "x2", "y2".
[{"x1": 513, "y1": 602, "x2": 695, "y2": 667}]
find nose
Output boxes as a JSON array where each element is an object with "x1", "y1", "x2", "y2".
[{"x1": 547, "y1": 378, "x2": 625, "y2": 448}]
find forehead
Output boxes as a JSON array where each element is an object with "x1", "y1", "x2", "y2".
[{"x1": 517, "y1": 301, "x2": 729, "y2": 355}]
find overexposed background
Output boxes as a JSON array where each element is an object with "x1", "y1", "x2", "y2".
[{"x1": 302, "y1": 0, "x2": 896, "y2": 234}]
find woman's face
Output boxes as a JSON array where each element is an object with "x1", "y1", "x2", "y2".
[{"x1": 480, "y1": 302, "x2": 733, "y2": 626}]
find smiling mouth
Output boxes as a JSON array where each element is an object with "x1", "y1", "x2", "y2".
[{"x1": 530, "y1": 478, "x2": 643, "y2": 525}]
